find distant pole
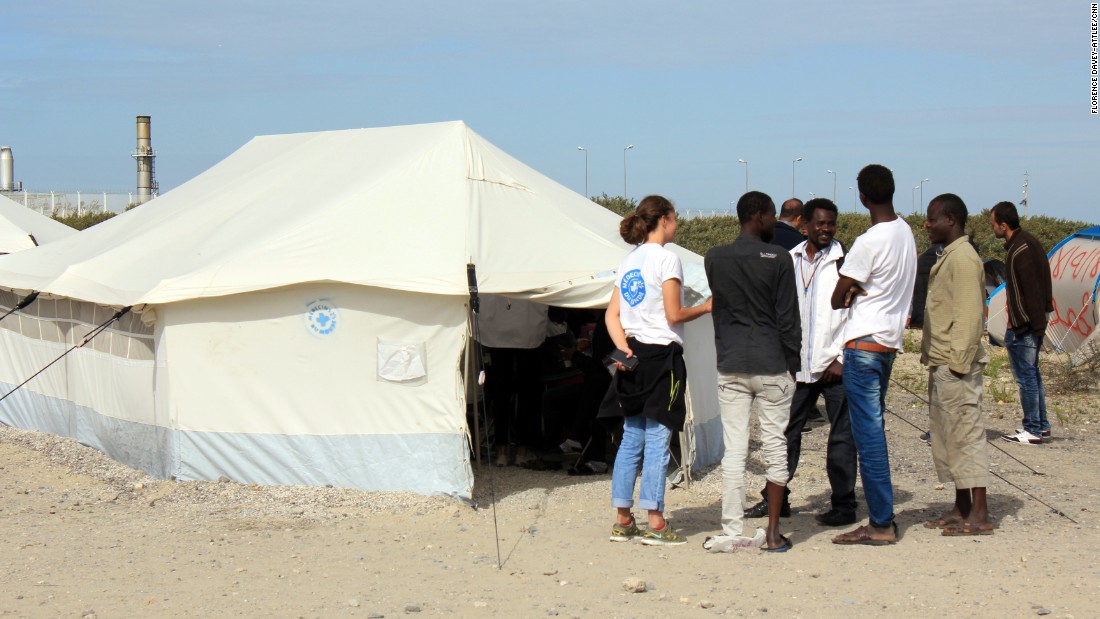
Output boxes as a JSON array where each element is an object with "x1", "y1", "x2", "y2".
[
  {"x1": 1021, "y1": 171, "x2": 1029, "y2": 218},
  {"x1": 792, "y1": 157, "x2": 803, "y2": 196},
  {"x1": 826, "y1": 169, "x2": 837, "y2": 202},
  {"x1": 920, "y1": 178, "x2": 929, "y2": 213},
  {"x1": 848, "y1": 186, "x2": 855, "y2": 212},
  {"x1": 577, "y1": 146, "x2": 588, "y2": 197},
  {"x1": 623, "y1": 144, "x2": 634, "y2": 198},
  {"x1": 912, "y1": 186, "x2": 919, "y2": 213},
  {"x1": 738, "y1": 158, "x2": 749, "y2": 193}
]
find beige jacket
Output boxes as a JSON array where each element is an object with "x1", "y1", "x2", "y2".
[{"x1": 921, "y1": 236, "x2": 989, "y2": 373}]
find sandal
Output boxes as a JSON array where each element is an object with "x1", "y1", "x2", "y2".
[
  {"x1": 923, "y1": 515, "x2": 963, "y2": 529},
  {"x1": 832, "y1": 522, "x2": 898, "y2": 545},
  {"x1": 941, "y1": 521, "x2": 995, "y2": 536}
]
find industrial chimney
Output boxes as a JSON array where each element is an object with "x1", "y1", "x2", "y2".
[
  {"x1": 0, "y1": 146, "x2": 13, "y2": 191},
  {"x1": 131, "y1": 115, "x2": 158, "y2": 204}
]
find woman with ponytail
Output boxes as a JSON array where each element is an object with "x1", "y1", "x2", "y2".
[{"x1": 603, "y1": 195, "x2": 712, "y2": 546}]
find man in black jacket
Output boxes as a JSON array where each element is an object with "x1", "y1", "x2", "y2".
[
  {"x1": 704, "y1": 191, "x2": 801, "y2": 553},
  {"x1": 991, "y1": 201, "x2": 1054, "y2": 444},
  {"x1": 772, "y1": 198, "x2": 805, "y2": 250}
]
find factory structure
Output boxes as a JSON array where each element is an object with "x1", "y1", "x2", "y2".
[{"x1": 0, "y1": 115, "x2": 159, "y2": 215}]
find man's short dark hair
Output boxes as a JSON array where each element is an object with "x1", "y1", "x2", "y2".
[
  {"x1": 857, "y1": 164, "x2": 895, "y2": 204},
  {"x1": 736, "y1": 190, "x2": 774, "y2": 224},
  {"x1": 991, "y1": 201, "x2": 1021, "y2": 230},
  {"x1": 931, "y1": 193, "x2": 968, "y2": 228},
  {"x1": 803, "y1": 198, "x2": 838, "y2": 222},
  {"x1": 779, "y1": 198, "x2": 804, "y2": 220}
]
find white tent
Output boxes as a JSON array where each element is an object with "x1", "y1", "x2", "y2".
[
  {"x1": 987, "y1": 225, "x2": 1100, "y2": 364},
  {"x1": 0, "y1": 121, "x2": 720, "y2": 500},
  {"x1": 0, "y1": 194, "x2": 76, "y2": 253}
]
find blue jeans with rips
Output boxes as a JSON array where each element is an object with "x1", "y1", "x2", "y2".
[
  {"x1": 1004, "y1": 329, "x2": 1050, "y2": 437},
  {"x1": 611, "y1": 415, "x2": 673, "y2": 513},
  {"x1": 843, "y1": 347, "x2": 896, "y2": 529}
]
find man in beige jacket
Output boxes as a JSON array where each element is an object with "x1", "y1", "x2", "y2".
[{"x1": 920, "y1": 193, "x2": 994, "y2": 536}]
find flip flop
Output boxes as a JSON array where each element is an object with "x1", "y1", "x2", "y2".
[
  {"x1": 762, "y1": 534, "x2": 793, "y2": 553},
  {"x1": 832, "y1": 522, "x2": 898, "y2": 545},
  {"x1": 941, "y1": 522, "x2": 995, "y2": 536},
  {"x1": 923, "y1": 515, "x2": 963, "y2": 529}
]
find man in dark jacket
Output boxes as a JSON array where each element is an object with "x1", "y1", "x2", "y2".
[
  {"x1": 704, "y1": 191, "x2": 801, "y2": 553},
  {"x1": 991, "y1": 201, "x2": 1054, "y2": 444},
  {"x1": 772, "y1": 198, "x2": 805, "y2": 250}
]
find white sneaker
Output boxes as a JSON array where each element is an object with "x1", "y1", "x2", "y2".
[
  {"x1": 1015, "y1": 428, "x2": 1051, "y2": 438},
  {"x1": 1002, "y1": 429, "x2": 1042, "y2": 444}
]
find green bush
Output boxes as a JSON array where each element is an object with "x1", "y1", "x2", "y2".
[{"x1": 51, "y1": 211, "x2": 117, "y2": 231}]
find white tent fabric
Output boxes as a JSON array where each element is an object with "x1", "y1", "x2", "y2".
[
  {"x1": 0, "y1": 121, "x2": 721, "y2": 499},
  {"x1": 987, "y1": 225, "x2": 1100, "y2": 364},
  {"x1": 0, "y1": 194, "x2": 76, "y2": 253}
]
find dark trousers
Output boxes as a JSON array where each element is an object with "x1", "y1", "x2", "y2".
[{"x1": 768, "y1": 379, "x2": 858, "y2": 513}]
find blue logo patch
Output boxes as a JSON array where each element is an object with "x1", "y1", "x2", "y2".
[
  {"x1": 621, "y1": 269, "x2": 646, "y2": 307},
  {"x1": 305, "y1": 298, "x2": 338, "y2": 337}
]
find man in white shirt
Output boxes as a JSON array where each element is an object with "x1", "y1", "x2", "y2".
[{"x1": 830, "y1": 164, "x2": 917, "y2": 546}]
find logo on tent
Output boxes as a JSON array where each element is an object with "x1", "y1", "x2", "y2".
[
  {"x1": 305, "y1": 298, "x2": 339, "y2": 337},
  {"x1": 621, "y1": 269, "x2": 646, "y2": 307}
]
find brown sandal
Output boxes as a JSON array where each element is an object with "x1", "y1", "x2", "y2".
[
  {"x1": 832, "y1": 522, "x2": 898, "y2": 545},
  {"x1": 922, "y1": 515, "x2": 962, "y2": 529}
]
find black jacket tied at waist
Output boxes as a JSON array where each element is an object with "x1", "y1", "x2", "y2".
[{"x1": 598, "y1": 337, "x2": 687, "y2": 432}]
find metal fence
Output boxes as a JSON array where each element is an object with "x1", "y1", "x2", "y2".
[
  {"x1": 679, "y1": 209, "x2": 735, "y2": 219},
  {"x1": 0, "y1": 190, "x2": 137, "y2": 216}
]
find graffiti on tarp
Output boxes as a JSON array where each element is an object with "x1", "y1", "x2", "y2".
[
  {"x1": 1047, "y1": 241, "x2": 1100, "y2": 340},
  {"x1": 1050, "y1": 243, "x2": 1100, "y2": 284},
  {"x1": 1050, "y1": 291, "x2": 1094, "y2": 338}
]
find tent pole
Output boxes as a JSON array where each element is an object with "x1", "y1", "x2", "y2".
[{"x1": 467, "y1": 263, "x2": 503, "y2": 570}]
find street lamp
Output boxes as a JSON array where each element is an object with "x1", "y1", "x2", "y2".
[
  {"x1": 623, "y1": 144, "x2": 634, "y2": 198},
  {"x1": 919, "y1": 178, "x2": 930, "y2": 213},
  {"x1": 792, "y1": 157, "x2": 803, "y2": 196},
  {"x1": 826, "y1": 169, "x2": 837, "y2": 203},
  {"x1": 848, "y1": 186, "x2": 856, "y2": 212},
  {"x1": 737, "y1": 158, "x2": 749, "y2": 193},
  {"x1": 577, "y1": 146, "x2": 588, "y2": 198},
  {"x1": 912, "y1": 186, "x2": 919, "y2": 213}
]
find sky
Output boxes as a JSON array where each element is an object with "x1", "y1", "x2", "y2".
[{"x1": 2, "y1": 1, "x2": 1097, "y2": 221}]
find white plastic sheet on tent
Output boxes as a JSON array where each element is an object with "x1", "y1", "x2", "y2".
[
  {"x1": 987, "y1": 225, "x2": 1100, "y2": 364},
  {"x1": 0, "y1": 194, "x2": 76, "y2": 253},
  {"x1": 0, "y1": 121, "x2": 721, "y2": 500}
]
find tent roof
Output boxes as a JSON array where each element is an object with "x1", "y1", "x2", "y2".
[
  {"x1": 0, "y1": 121, "x2": 679, "y2": 308},
  {"x1": 0, "y1": 194, "x2": 76, "y2": 253}
]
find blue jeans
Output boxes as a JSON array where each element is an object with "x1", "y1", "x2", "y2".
[
  {"x1": 611, "y1": 415, "x2": 673, "y2": 513},
  {"x1": 1004, "y1": 329, "x2": 1050, "y2": 436},
  {"x1": 843, "y1": 347, "x2": 896, "y2": 528}
]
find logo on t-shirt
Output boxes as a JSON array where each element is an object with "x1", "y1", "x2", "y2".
[
  {"x1": 760, "y1": 251, "x2": 777, "y2": 259},
  {"x1": 621, "y1": 269, "x2": 646, "y2": 307}
]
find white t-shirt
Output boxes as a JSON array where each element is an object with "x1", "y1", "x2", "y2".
[
  {"x1": 839, "y1": 217, "x2": 917, "y2": 349},
  {"x1": 615, "y1": 243, "x2": 685, "y2": 345}
]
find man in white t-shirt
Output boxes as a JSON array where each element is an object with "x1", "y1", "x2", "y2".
[{"x1": 829, "y1": 164, "x2": 917, "y2": 546}]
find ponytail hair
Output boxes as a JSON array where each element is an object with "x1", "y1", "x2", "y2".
[{"x1": 619, "y1": 195, "x2": 675, "y2": 245}]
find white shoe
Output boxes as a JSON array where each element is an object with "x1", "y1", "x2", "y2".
[
  {"x1": 1015, "y1": 428, "x2": 1051, "y2": 438},
  {"x1": 1002, "y1": 430, "x2": 1042, "y2": 444},
  {"x1": 702, "y1": 529, "x2": 766, "y2": 553}
]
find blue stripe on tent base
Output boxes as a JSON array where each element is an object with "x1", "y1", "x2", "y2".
[{"x1": 0, "y1": 385, "x2": 473, "y2": 500}]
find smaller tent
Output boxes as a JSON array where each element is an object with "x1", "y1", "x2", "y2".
[
  {"x1": 0, "y1": 194, "x2": 76, "y2": 253},
  {"x1": 987, "y1": 226, "x2": 1100, "y2": 363}
]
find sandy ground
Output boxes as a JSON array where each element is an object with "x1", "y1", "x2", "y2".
[{"x1": 2, "y1": 342, "x2": 1099, "y2": 619}]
